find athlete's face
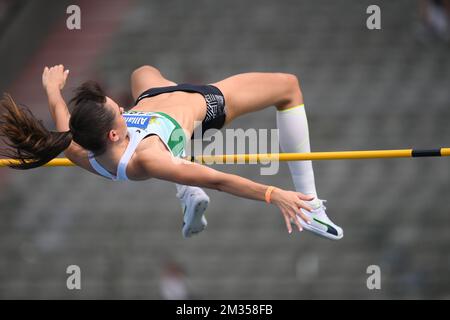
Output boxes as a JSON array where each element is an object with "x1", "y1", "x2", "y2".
[{"x1": 105, "y1": 97, "x2": 127, "y2": 142}]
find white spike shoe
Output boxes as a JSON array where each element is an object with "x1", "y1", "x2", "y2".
[
  {"x1": 176, "y1": 185, "x2": 209, "y2": 238},
  {"x1": 294, "y1": 198, "x2": 343, "y2": 240}
]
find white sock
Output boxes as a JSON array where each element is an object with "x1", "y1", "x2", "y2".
[{"x1": 276, "y1": 104, "x2": 318, "y2": 198}]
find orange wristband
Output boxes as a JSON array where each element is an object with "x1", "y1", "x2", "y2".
[{"x1": 265, "y1": 186, "x2": 276, "y2": 204}]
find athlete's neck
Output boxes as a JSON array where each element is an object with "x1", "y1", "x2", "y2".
[{"x1": 97, "y1": 132, "x2": 130, "y2": 171}]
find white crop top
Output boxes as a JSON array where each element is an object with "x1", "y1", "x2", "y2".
[{"x1": 88, "y1": 110, "x2": 187, "y2": 181}]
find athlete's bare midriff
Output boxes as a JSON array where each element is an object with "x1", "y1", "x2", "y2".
[
  {"x1": 131, "y1": 91, "x2": 207, "y2": 136},
  {"x1": 121, "y1": 91, "x2": 207, "y2": 181}
]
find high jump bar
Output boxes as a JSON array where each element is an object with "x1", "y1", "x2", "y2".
[{"x1": 0, "y1": 148, "x2": 449, "y2": 167}]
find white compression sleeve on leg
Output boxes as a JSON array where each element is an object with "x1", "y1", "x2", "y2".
[{"x1": 276, "y1": 104, "x2": 318, "y2": 197}]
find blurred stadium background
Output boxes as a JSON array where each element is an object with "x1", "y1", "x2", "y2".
[{"x1": 0, "y1": 0, "x2": 449, "y2": 299}]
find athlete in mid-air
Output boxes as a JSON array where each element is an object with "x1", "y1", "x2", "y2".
[{"x1": 0, "y1": 64, "x2": 343, "y2": 240}]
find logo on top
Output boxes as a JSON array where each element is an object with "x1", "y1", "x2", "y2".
[{"x1": 123, "y1": 114, "x2": 152, "y2": 129}]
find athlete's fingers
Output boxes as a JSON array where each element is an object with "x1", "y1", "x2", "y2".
[
  {"x1": 296, "y1": 208, "x2": 311, "y2": 225},
  {"x1": 297, "y1": 192, "x2": 315, "y2": 201},
  {"x1": 295, "y1": 195, "x2": 312, "y2": 212},
  {"x1": 297, "y1": 212, "x2": 311, "y2": 225},
  {"x1": 295, "y1": 201, "x2": 312, "y2": 223},
  {"x1": 291, "y1": 209, "x2": 303, "y2": 232},
  {"x1": 299, "y1": 201, "x2": 312, "y2": 212},
  {"x1": 282, "y1": 211, "x2": 292, "y2": 234}
]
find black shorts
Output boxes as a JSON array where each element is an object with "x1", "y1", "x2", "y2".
[{"x1": 135, "y1": 83, "x2": 227, "y2": 137}]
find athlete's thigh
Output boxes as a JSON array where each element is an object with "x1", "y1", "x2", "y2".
[
  {"x1": 211, "y1": 72, "x2": 301, "y2": 124},
  {"x1": 130, "y1": 65, "x2": 176, "y2": 101}
]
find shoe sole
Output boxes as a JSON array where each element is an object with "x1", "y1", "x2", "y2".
[
  {"x1": 182, "y1": 198, "x2": 209, "y2": 238},
  {"x1": 299, "y1": 219, "x2": 344, "y2": 240}
]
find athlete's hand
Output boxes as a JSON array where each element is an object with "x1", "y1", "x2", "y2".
[
  {"x1": 270, "y1": 188, "x2": 315, "y2": 234},
  {"x1": 42, "y1": 64, "x2": 69, "y2": 91}
]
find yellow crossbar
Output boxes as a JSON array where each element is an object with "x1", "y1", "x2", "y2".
[{"x1": 0, "y1": 148, "x2": 449, "y2": 167}]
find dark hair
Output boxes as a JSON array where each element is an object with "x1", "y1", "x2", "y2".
[
  {"x1": 68, "y1": 81, "x2": 115, "y2": 157},
  {"x1": 0, "y1": 81, "x2": 115, "y2": 170},
  {"x1": 0, "y1": 93, "x2": 73, "y2": 169}
]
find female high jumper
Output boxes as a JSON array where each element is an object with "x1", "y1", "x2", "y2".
[{"x1": 0, "y1": 65, "x2": 343, "y2": 240}]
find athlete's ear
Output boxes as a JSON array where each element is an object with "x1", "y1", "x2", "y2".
[{"x1": 108, "y1": 129, "x2": 120, "y2": 142}]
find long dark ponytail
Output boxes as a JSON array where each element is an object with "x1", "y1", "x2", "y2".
[{"x1": 0, "y1": 93, "x2": 72, "y2": 169}]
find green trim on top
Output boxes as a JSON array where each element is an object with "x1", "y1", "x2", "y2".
[
  {"x1": 123, "y1": 110, "x2": 187, "y2": 157},
  {"x1": 155, "y1": 112, "x2": 187, "y2": 157}
]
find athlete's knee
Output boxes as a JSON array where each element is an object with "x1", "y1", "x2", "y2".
[
  {"x1": 131, "y1": 65, "x2": 161, "y2": 80},
  {"x1": 284, "y1": 73, "x2": 302, "y2": 96},
  {"x1": 277, "y1": 73, "x2": 303, "y2": 109}
]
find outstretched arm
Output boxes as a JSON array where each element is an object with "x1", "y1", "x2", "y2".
[
  {"x1": 42, "y1": 64, "x2": 70, "y2": 132},
  {"x1": 42, "y1": 65, "x2": 98, "y2": 174},
  {"x1": 139, "y1": 151, "x2": 314, "y2": 234}
]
